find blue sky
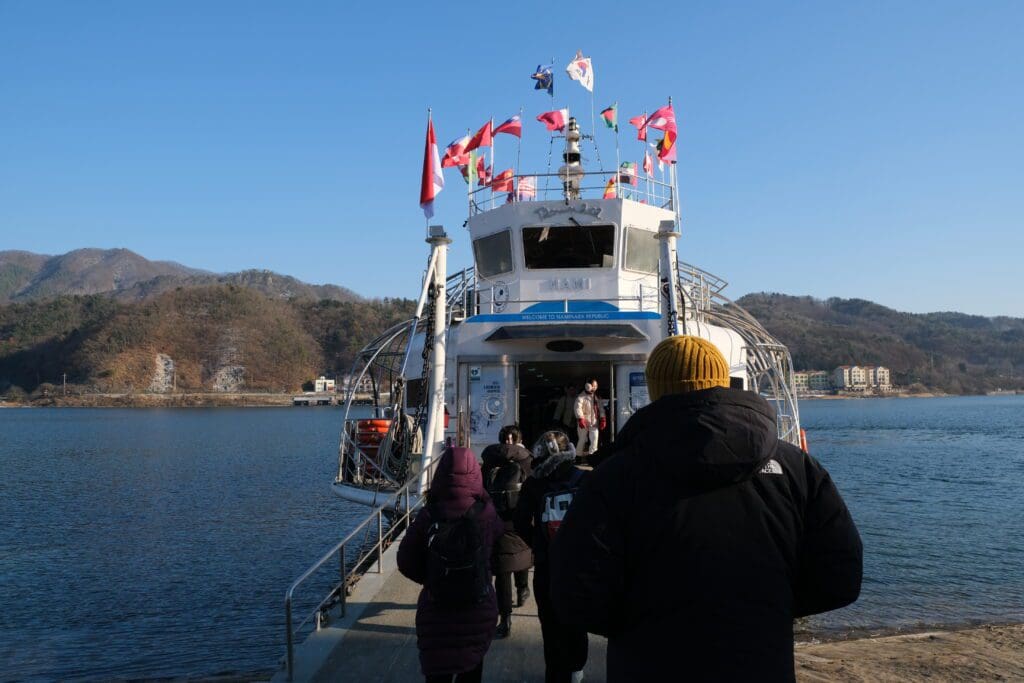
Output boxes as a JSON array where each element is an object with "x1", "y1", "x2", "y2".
[{"x1": 2, "y1": 1, "x2": 1022, "y2": 315}]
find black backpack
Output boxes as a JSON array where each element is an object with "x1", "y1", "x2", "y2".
[
  {"x1": 425, "y1": 498, "x2": 490, "y2": 605},
  {"x1": 485, "y1": 459, "x2": 526, "y2": 515}
]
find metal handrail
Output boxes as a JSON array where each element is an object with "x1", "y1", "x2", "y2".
[
  {"x1": 676, "y1": 260, "x2": 802, "y2": 446},
  {"x1": 467, "y1": 171, "x2": 675, "y2": 215},
  {"x1": 284, "y1": 455, "x2": 442, "y2": 680}
]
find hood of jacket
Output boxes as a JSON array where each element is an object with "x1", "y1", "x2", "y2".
[
  {"x1": 428, "y1": 447, "x2": 487, "y2": 517},
  {"x1": 613, "y1": 387, "x2": 779, "y2": 494},
  {"x1": 481, "y1": 442, "x2": 532, "y2": 468}
]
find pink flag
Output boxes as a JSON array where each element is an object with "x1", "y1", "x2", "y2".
[
  {"x1": 628, "y1": 114, "x2": 647, "y2": 141},
  {"x1": 419, "y1": 116, "x2": 444, "y2": 218},
  {"x1": 441, "y1": 134, "x2": 470, "y2": 168},
  {"x1": 643, "y1": 149, "x2": 654, "y2": 177},
  {"x1": 645, "y1": 104, "x2": 677, "y2": 133},
  {"x1": 494, "y1": 115, "x2": 522, "y2": 138},
  {"x1": 536, "y1": 108, "x2": 569, "y2": 132}
]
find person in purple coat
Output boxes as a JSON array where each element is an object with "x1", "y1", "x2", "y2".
[{"x1": 398, "y1": 447, "x2": 503, "y2": 683}]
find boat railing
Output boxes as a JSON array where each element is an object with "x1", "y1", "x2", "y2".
[
  {"x1": 467, "y1": 171, "x2": 675, "y2": 215},
  {"x1": 676, "y1": 261, "x2": 802, "y2": 446},
  {"x1": 444, "y1": 268, "x2": 662, "y2": 318},
  {"x1": 284, "y1": 454, "x2": 442, "y2": 680}
]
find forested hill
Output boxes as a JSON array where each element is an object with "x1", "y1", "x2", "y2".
[
  {"x1": 0, "y1": 286, "x2": 413, "y2": 397},
  {"x1": 737, "y1": 293, "x2": 1024, "y2": 394}
]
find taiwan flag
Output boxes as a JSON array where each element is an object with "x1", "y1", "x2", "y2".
[
  {"x1": 494, "y1": 115, "x2": 522, "y2": 138},
  {"x1": 536, "y1": 108, "x2": 569, "y2": 132},
  {"x1": 419, "y1": 116, "x2": 444, "y2": 218}
]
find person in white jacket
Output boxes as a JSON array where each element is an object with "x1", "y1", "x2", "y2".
[{"x1": 573, "y1": 380, "x2": 606, "y2": 455}]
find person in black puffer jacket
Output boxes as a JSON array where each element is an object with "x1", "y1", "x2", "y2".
[
  {"x1": 480, "y1": 425, "x2": 534, "y2": 638},
  {"x1": 515, "y1": 430, "x2": 589, "y2": 683},
  {"x1": 550, "y1": 335, "x2": 863, "y2": 682}
]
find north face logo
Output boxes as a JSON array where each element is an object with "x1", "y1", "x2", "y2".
[{"x1": 759, "y1": 459, "x2": 783, "y2": 475}]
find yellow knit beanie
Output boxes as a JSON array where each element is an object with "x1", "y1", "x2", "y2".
[{"x1": 645, "y1": 335, "x2": 730, "y2": 401}]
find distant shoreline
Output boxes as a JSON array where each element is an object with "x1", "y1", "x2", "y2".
[{"x1": 0, "y1": 392, "x2": 321, "y2": 408}]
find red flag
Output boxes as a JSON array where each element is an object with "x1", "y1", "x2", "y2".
[
  {"x1": 465, "y1": 120, "x2": 493, "y2": 151},
  {"x1": 419, "y1": 116, "x2": 444, "y2": 218},
  {"x1": 441, "y1": 134, "x2": 470, "y2": 168},
  {"x1": 643, "y1": 149, "x2": 654, "y2": 177},
  {"x1": 536, "y1": 108, "x2": 569, "y2": 132},
  {"x1": 656, "y1": 130, "x2": 677, "y2": 163},
  {"x1": 476, "y1": 155, "x2": 491, "y2": 186},
  {"x1": 494, "y1": 115, "x2": 522, "y2": 138},
  {"x1": 628, "y1": 114, "x2": 647, "y2": 141},
  {"x1": 645, "y1": 104, "x2": 677, "y2": 133},
  {"x1": 490, "y1": 168, "x2": 514, "y2": 192}
]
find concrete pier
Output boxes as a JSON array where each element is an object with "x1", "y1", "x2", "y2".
[{"x1": 275, "y1": 536, "x2": 607, "y2": 682}]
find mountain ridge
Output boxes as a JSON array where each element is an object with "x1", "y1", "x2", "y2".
[{"x1": 0, "y1": 248, "x2": 361, "y2": 304}]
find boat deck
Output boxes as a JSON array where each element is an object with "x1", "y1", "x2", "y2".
[{"x1": 275, "y1": 534, "x2": 608, "y2": 682}]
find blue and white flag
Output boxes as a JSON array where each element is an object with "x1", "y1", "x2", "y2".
[{"x1": 531, "y1": 63, "x2": 554, "y2": 95}]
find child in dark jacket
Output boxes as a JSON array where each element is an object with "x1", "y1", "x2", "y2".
[
  {"x1": 398, "y1": 447, "x2": 502, "y2": 683},
  {"x1": 480, "y1": 425, "x2": 534, "y2": 638},
  {"x1": 513, "y1": 430, "x2": 588, "y2": 683}
]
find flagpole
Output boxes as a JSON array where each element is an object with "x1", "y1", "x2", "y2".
[
  {"x1": 515, "y1": 106, "x2": 523, "y2": 197},
  {"x1": 668, "y1": 96, "x2": 682, "y2": 234},
  {"x1": 489, "y1": 116, "x2": 495, "y2": 207},
  {"x1": 466, "y1": 127, "x2": 472, "y2": 217},
  {"x1": 613, "y1": 102, "x2": 620, "y2": 200}
]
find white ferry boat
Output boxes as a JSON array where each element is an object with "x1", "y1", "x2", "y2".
[
  {"x1": 329, "y1": 115, "x2": 801, "y2": 509},
  {"x1": 279, "y1": 88, "x2": 805, "y2": 680}
]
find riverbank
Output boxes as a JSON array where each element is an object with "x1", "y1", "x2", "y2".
[{"x1": 796, "y1": 623, "x2": 1024, "y2": 681}]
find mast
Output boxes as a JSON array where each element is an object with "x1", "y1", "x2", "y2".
[
  {"x1": 417, "y1": 225, "x2": 451, "y2": 495},
  {"x1": 558, "y1": 116, "x2": 583, "y2": 200}
]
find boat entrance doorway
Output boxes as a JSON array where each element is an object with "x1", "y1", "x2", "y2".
[{"x1": 517, "y1": 361, "x2": 615, "y2": 449}]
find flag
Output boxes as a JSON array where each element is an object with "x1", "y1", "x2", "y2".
[
  {"x1": 463, "y1": 149, "x2": 479, "y2": 185},
  {"x1": 603, "y1": 176, "x2": 616, "y2": 199},
  {"x1": 650, "y1": 143, "x2": 665, "y2": 172},
  {"x1": 600, "y1": 103, "x2": 617, "y2": 132},
  {"x1": 516, "y1": 176, "x2": 536, "y2": 201},
  {"x1": 645, "y1": 104, "x2": 676, "y2": 133},
  {"x1": 490, "y1": 168, "x2": 514, "y2": 192},
  {"x1": 531, "y1": 63, "x2": 554, "y2": 95},
  {"x1": 536, "y1": 108, "x2": 569, "y2": 132},
  {"x1": 419, "y1": 116, "x2": 443, "y2": 218},
  {"x1": 465, "y1": 120, "x2": 493, "y2": 151},
  {"x1": 441, "y1": 134, "x2": 470, "y2": 168},
  {"x1": 629, "y1": 114, "x2": 647, "y2": 141},
  {"x1": 643, "y1": 149, "x2": 654, "y2": 177},
  {"x1": 565, "y1": 50, "x2": 594, "y2": 92},
  {"x1": 494, "y1": 115, "x2": 522, "y2": 138},
  {"x1": 477, "y1": 155, "x2": 491, "y2": 186},
  {"x1": 619, "y1": 161, "x2": 638, "y2": 186},
  {"x1": 655, "y1": 130, "x2": 677, "y2": 163}
]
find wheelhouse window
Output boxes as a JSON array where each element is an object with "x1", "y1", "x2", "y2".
[
  {"x1": 624, "y1": 226, "x2": 659, "y2": 273},
  {"x1": 522, "y1": 224, "x2": 615, "y2": 269},
  {"x1": 473, "y1": 229, "x2": 513, "y2": 278}
]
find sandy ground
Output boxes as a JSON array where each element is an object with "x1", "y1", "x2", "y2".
[{"x1": 796, "y1": 624, "x2": 1024, "y2": 682}]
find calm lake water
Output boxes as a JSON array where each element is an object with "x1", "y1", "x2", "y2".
[{"x1": 1, "y1": 396, "x2": 1023, "y2": 680}]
